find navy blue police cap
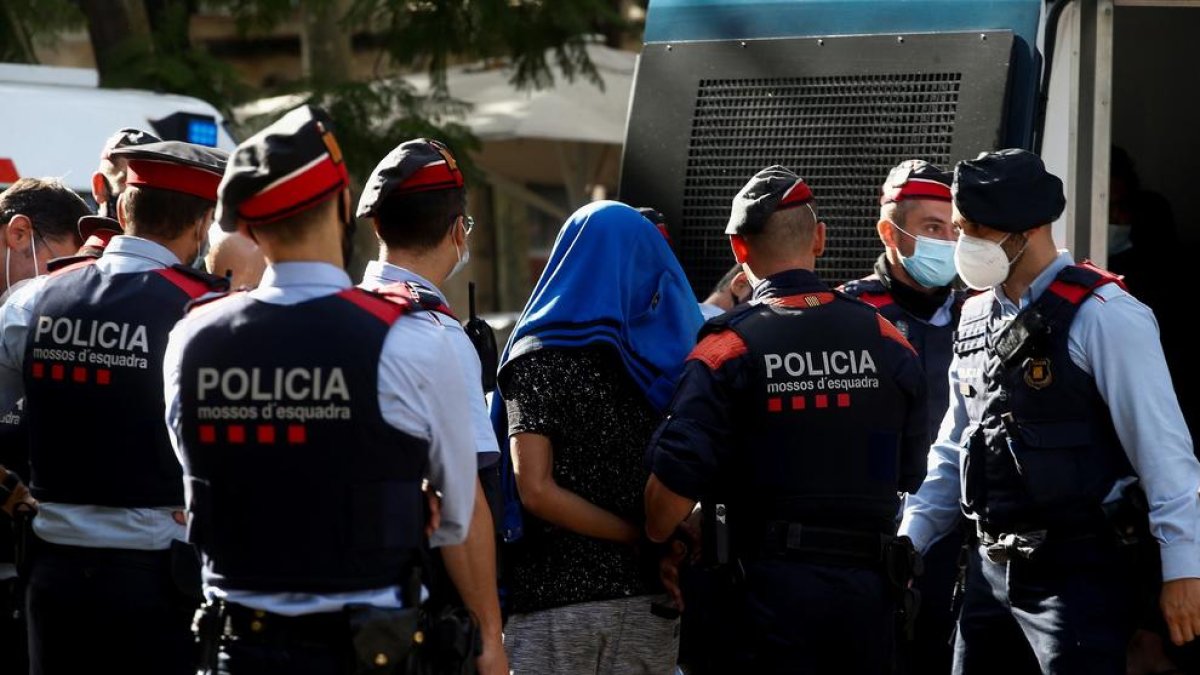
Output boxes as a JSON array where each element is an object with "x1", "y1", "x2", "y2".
[
  {"x1": 100, "y1": 127, "x2": 162, "y2": 160},
  {"x1": 216, "y1": 105, "x2": 350, "y2": 232},
  {"x1": 108, "y1": 140, "x2": 229, "y2": 202},
  {"x1": 881, "y1": 159, "x2": 952, "y2": 205},
  {"x1": 356, "y1": 139, "x2": 465, "y2": 219},
  {"x1": 726, "y1": 165, "x2": 814, "y2": 235},
  {"x1": 952, "y1": 149, "x2": 1065, "y2": 232}
]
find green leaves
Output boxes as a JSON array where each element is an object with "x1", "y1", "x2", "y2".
[{"x1": 343, "y1": 0, "x2": 621, "y2": 93}]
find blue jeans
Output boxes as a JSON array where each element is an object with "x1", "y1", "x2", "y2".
[{"x1": 953, "y1": 537, "x2": 1137, "y2": 675}]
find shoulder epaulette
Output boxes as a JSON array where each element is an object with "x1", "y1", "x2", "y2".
[
  {"x1": 1047, "y1": 261, "x2": 1127, "y2": 305},
  {"x1": 46, "y1": 257, "x2": 97, "y2": 277},
  {"x1": 46, "y1": 253, "x2": 100, "y2": 273},
  {"x1": 185, "y1": 289, "x2": 246, "y2": 316},
  {"x1": 375, "y1": 281, "x2": 457, "y2": 320},
  {"x1": 157, "y1": 264, "x2": 230, "y2": 299}
]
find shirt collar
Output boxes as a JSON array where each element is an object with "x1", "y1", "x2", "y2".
[
  {"x1": 995, "y1": 250, "x2": 1074, "y2": 312},
  {"x1": 259, "y1": 262, "x2": 352, "y2": 291},
  {"x1": 104, "y1": 235, "x2": 181, "y2": 267},
  {"x1": 751, "y1": 268, "x2": 829, "y2": 301},
  {"x1": 361, "y1": 261, "x2": 446, "y2": 301}
]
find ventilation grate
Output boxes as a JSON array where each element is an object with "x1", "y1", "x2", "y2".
[{"x1": 680, "y1": 73, "x2": 962, "y2": 293}]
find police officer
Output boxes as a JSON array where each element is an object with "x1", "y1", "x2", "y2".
[
  {"x1": 899, "y1": 149, "x2": 1200, "y2": 674},
  {"x1": 164, "y1": 106, "x2": 479, "y2": 675},
  {"x1": 356, "y1": 138, "x2": 506, "y2": 675},
  {"x1": 0, "y1": 141, "x2": 228, "y2": 675},
  {"x1": 840, "y1": 159, "x2": 963, "y2": 674},
  {"x1": 644, "y1": 165, "x2": 929, "y2": 673},
  {"x1": 0, "y1": 177, "x2": 90, "y2": 673},
  {"x1": 47, "y1": 127, "x2": 164, "y2": 272}
]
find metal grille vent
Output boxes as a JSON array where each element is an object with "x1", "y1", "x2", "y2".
[{"x1": 680, "y1": 73, "x2": 962, "y2": 293}]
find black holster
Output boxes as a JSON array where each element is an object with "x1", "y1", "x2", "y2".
[
  {"x1": 1102, "y1": 481, "x2": 1151, "y2": 547},
  {"x1": 13, "y1": 503, "x2": 34, "y2": 580},
  {"x1": 884, "y1": 535, "x2": 924, "y2": 642},
  {"x1": 344, "y1": 602, "x2": 479, "y2": 675}
]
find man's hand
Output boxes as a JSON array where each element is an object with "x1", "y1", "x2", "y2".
[
  {"x1": 1161, "y1": 577, "x2": 1200, "y2": 645},
  {"x1": 0, "y1": 466, "x2": 36, "y2": 517},
  {"x1": 659, "y1": 538, "x2": 689, "y2": 612},
  {"x1": 476, "y1": 635, "x2": 509, "y2": 675},
  {"x1": 658, "y1": 518, "x2": 702, "y2": 612}
]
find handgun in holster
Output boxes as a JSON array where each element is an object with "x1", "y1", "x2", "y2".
[
  {"x1": 883, "y1": 536, "x2": 924, "y2": 642},
  {"x1": 463, "y1": 282, "x2": 498, "y2": 394},
  {"x1": 1102, "y1": 481, "x2": 1151, "y2": 547}
]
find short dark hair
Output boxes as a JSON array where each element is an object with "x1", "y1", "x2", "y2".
[
  {"x1": 745, "y1": 201, "x2": 819, "y2": 256},
  {"x1": 373, "y1": 188, "x2": 466, "y2": 251},
  {"x1": 0, "y1": 178, "x2": 91, "y2": 240},
  {"x1": 122, "y1": 185, "x2": 214, "y2": 240},
  {"x1": 255, "y1": 195, "x2": 336, "y2": 247}
]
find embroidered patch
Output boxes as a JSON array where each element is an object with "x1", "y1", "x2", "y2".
[{"x1": 1023, "y1": 357, "x2": 1052, "y2": 390}]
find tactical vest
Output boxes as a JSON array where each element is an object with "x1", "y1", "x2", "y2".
[
  {"x1": 0, "y1": 399, "x2": 27, "y2": 565},
  {"x1": 23, "y1": 261, "x2": 224, "y2": 507},
  {"x1": 841, "y1": 277, "x2": 959, "y2": 441},
  {"x1": 711, "y1": 291, "x2": 910, "y2": 547},
  {"x1": 178, "y1": 285, "x2": 445, "y2": 593},
  {"x1": 953, "y1": 264, "x2": 1132, "y2": 532}
]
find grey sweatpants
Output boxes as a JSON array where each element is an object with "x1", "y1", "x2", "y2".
[{"x1": 504, "y1": 594, "x2": 680, "y2": 674}]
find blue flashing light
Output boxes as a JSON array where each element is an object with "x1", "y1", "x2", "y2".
[{"x1": 187, "y1": 118, "x2": 219, "y2": 147}]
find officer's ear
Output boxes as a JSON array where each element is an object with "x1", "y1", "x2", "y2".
[
  {"x1": 730, "y1": 235, "x2": 749, "y2": 264},
  {"x1": 812, "y1": 222, "x2": 827, "y2": 258},
  {"x1": 198, "y1": 208, "x2": 214, "y2": 239},
  {"x1": 91, "y1": 172, "x2": 110, "y2": 209},
  {"x1": 3, "y1": 214, "x2": 32, "y2": 250},
  {"x1": 730, "y1": 271, "x2": 750, "y2": 298},
  {"x1": 115, "y1": 193, "x2": 129, "y2": 229},
  {"x1": 877, "y1": 218, "x2": 897, "y2": 248}
]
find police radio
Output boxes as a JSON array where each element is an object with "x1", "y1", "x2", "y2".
[{"x1": 464, "y1": 282, "x2": 498, "y2": 393}]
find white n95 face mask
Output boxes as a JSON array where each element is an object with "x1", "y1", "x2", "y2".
[{"x1": 954, "y1": 233, "x2": 1015, "y2": 290}]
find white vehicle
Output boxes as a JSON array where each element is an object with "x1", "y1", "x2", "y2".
[{"x1": 0, "y1": 63, "x2": 237, "y2": 200}]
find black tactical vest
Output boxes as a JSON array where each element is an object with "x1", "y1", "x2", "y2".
[
  {"x1": 842, "y1": 277, "x2": 961, "y2": 441},
  {"x1": 23, "y1": 261, "x2": 224, "y2": 507},
  {"x1": 712, "y1": 290, "x2": 912, "y2": 544},
  {"x1": 953, "y1": 264, "x2": 1132, "y2": 532},
  {"x1": 178, "y1": 286, "x2": 441, "y2": 593}
]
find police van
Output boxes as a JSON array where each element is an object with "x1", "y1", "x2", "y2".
[
  {"x1": 1, "y1": 63, "x2": 237, "y2": 202},
  {"x1": 619, "y1": 0, "x2": 1198, "y2": 293}
]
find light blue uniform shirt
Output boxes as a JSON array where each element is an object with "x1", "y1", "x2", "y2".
[
  {"x1": 163, "y1": 262, "x2": 477, "y2": 615},
  {"x1": 900, "y1": 251, "x2": 1200, "y2": 581},
  {"x1": 360, "y1": 261, "x2": 500, "y2": 467},
  {"x1": 0, "y1": 236, "x2": 187, "y2": 550}
]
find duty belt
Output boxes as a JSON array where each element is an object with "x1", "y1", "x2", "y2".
[
  {"x1": 224, "y1": 601, "x2": 351, "y2": 645},
  {"x1": 762, "y1": 521, "x2": 891, "y2": 565},
  {"x1": 977, "y1": 529, "x2": 1047, "y2": 564},
  {"x1": 975, "y1": 522, "x2": 1104, "y2": 564}
]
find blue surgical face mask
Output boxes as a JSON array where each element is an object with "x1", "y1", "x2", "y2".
[{"x1": 891, "y1": 220, "x2": 957, "y2": 288}]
